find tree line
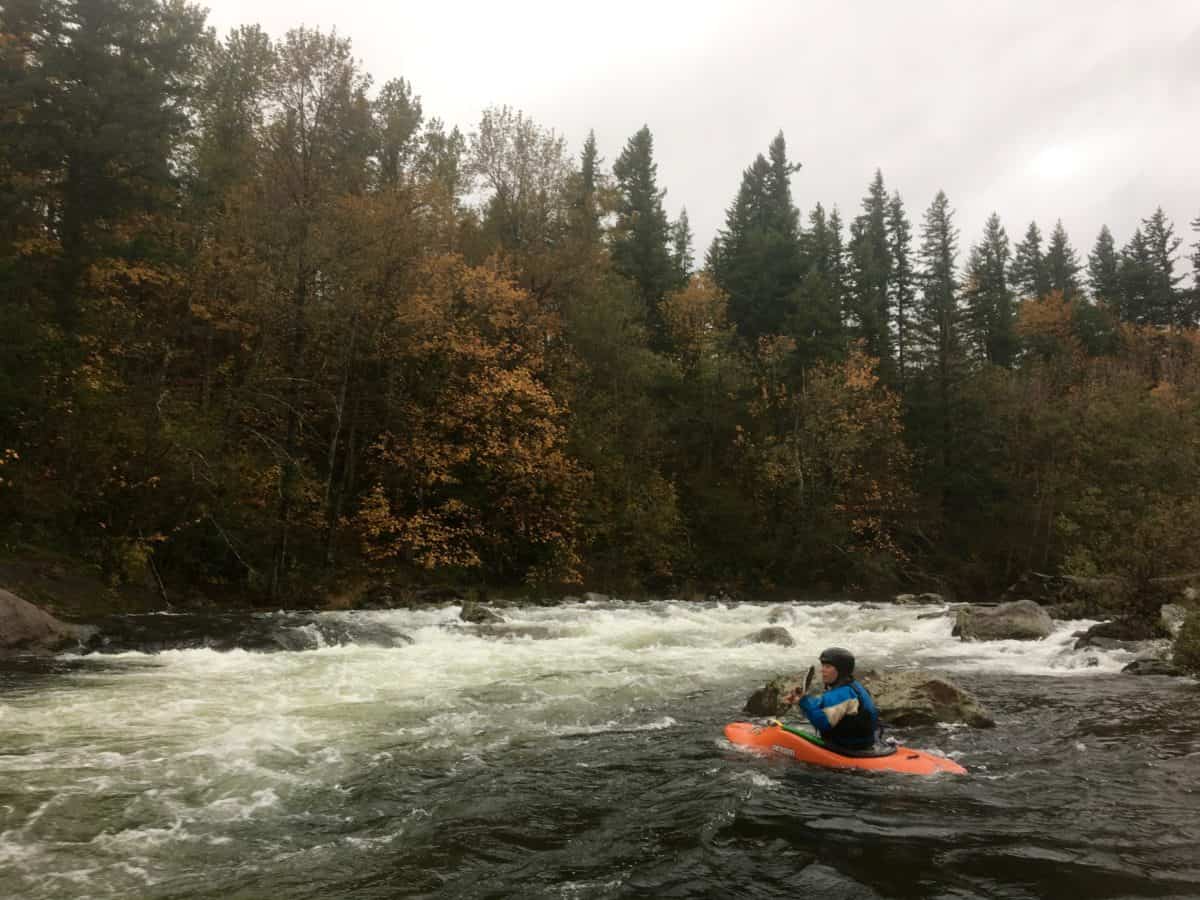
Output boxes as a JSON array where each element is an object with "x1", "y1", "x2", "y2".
[{"x1": 2, "y1": 2, "x2": 1199, "y2": 606}]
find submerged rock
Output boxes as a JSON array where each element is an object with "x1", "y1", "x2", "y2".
[
  {"x1": 1122, "y1": 659, "x2": 1185, "y2": 676},
  {"x1": 895, "y1": 592, "x2": 945, "y2": 605},
  {"x1": 82, "y1": 611, "x2": 412, "y2": 654},
  {"x1": 0, "y1": 589, "x2": 83, "y2": 656},
  {"x1": 741, "y1": 669, "x2": 994, "y2": 728},
  {"x1": 473, "y1": 624, "x2": 555, "y2": 641},
  {"x1": 460, "y1": 599, "x2": 504, "y2": 624},
  {"x1": 955, "y1": 600, "x2": 1052, "y2": 641},
  {"x1": 739, "y1": 626, "x2": 794, "y2": 647}
]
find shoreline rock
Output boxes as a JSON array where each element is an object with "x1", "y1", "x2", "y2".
[{"x1": 0, "y1": 589, "x2": 85, "y2": 656}]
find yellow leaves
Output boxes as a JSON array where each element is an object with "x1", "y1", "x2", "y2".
[
  {"x1": 756, "y1": 344, "x2": 912, "y2": 559},
  {"x1": 357, "y1": 255, "x2": 583, "y2": 582},
  {"x1": 660, "y1": 273, "x2": 730, "y2": 363},
  {"x1": 0, "y1": 448, "x2": 18, "y2": 489}
]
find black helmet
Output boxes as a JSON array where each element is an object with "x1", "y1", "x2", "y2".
[{"x1": 819, "y1": 647, "x2": 855, "y2": 679}]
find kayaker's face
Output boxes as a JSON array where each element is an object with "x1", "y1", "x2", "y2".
[{"x1": 821, "y1": 663, "x2": 838, "y2": 685}]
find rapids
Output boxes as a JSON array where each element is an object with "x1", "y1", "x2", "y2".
[{"x1": 1, "y1": 599, "x2": 1197, "y2": 898}]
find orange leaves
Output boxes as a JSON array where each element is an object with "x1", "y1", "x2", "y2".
[
  {"x1": 660, "y1": 273, "x2": 731, "y2": 364},
  {"x1": 761, "y1": 344, "x2": 912, "y2": 560},
  {"x1": 356, "y1": 255, "x2": 583, "y2": 582},
  {"x1": 1017, "y1": 290, "x2": 1084, "y2": 365}
]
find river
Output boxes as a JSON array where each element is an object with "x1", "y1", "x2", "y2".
[{"x1": 1, "y1": 599, "x2": 1197, "y2": 899}]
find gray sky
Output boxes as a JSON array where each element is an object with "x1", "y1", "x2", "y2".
[{"x1": 202, "y1": 0, "x2": 1200, "y2": 270}]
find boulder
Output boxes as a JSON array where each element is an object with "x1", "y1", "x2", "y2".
[
  {"x1": 858, "y1": 670, "x2": 995, "y2": 728},
  {"x1": 766, "y1": 605, "x2": 791, "y2": 624},
  {"x1": 999, "y1": 572, "x2": 1130, "y2": 616},
  {"x1": 1122, "y1": 659, "x2": 1185, "y2": 676},
  {"x1": 741, "y1": 669, "x2": 994, "y2": 728},
  {"x1": 1074, "y1": 635, "x2": 1142, "y2": 652},
  {"x1": 460, "y1": 599, "x2": 504, "y2": 624},
  {"x1": 742, "y1": 674, "x2": 805, "y2": 716},
  {"x1": 895, "y1": 592, "x2": 944, "y2": 605},
  {"x1": 739, "y1": 626, "x2": 795, "y2": 647},
  {"x1": 1173, "y1": 610, "x2": 1200, "y2": 675},
  {"x1": 0, "y1": 588, "x2": 82, "y2": 656},
  {"x1": 1072, "y1": 617, "x2": 1165, "y2": 651},
  {"x1": 955, "y1": 599, "x2": 1053, "y2": 641}
]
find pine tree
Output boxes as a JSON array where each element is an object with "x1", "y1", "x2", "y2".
[
  {"x1": 374, "y1": 77, "x2": 423, "y2": 187},
  {"x1": 1, "y1": 0, "x2": 207, "y2": 330},
  {"x1": 914, "y1": 191, "x2": 964, "y2": 374},
  {"x1": 963, "y1": 213, "x2": 1017, "y2": 366},
  {"x1": 1010, "y1": 221, "x2": 1050, "y2": 300},
  {"x1": 569, "y1": 129, "x2": 602, "y2": 244},
  {"x1": 911, "y1": 191, "x2": 965, "y2": 513},
  {"x1": 1191, "y1": 214, "x2": 1200, "y2": 323},
  {"x1": 793, "y1": 202, "x2": 846, "y2": 365},
  {"x1": 1088, "y1": 226, "x2": 1121, "y2": 304},
  {"x1": 611, "y1": 125, "x2": 677, "y2": 336},
  {"x1": 710, "y1": 132, "x2": 803, "y2": 339},
  {"x1": 1118, "y1": 228, "x2": 1155, "y2": 325},
  {"x1": 887, "y1": 192, "x2": 915, "y2": 384},
  {"x1": 671, "y1": 207, "x2": 694, "y2": 283},
  {"x1": 1044, "y1": 220, "x2": 1082, "y2": 301},
  {"x1": 1141, "y1": 207, "x2": 1187, "y2": 326},
  {"x1": 847, "y1": 170, "x2": 893, "y2": 365}
]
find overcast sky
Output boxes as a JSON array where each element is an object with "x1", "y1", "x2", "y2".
[{"x1": 201, "y1": 0, "x2": 1200, "y2": 270}]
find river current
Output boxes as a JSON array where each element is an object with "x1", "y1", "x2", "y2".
[{"x1": 1, "y1": 599, "x2": 1197, "y2": 899}]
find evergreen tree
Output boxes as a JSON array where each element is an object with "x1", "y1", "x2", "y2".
[
  {"x1": 1010, "y1": 221, "x2": 1050, "y2": 300},
  {"x1": 671, "y1": 207, "x2": 694, "y2": 282},
  {"x1": 374, "y1": 77, "x2": 423, "y2": 187},
  {"x1": 847, "y1": 169, "x2": 893, "y2": 365},
  {"x1": 569, "y1": 129, "x2": 602, "y2": 243},
  {"x1": 963, "y1": 213, "x2": 1017, "y2": 366},
  {"x1": 793, "y1": 202, "x2": 846, "y2": 365},
  {"x1": 611, "y1": 125, "x2": 678, "y2": 336},
  {"x1": 910, "y1": 191, "x2": 966, "y2": 518},
  {"x1": 1044, "y1": 219, "x2": 1082, "y2": 300},
  {"x1": 1116, "y1": 210, "x2": 1188, "y2": 326},
  {"x1": 710, "y1": 132, "x2": 803, "y2": 339},
  {"x1": 0, "y1": 0, "x2": 207, "y2": 330},
  {"x1": 887, "y1": 192, "x2": 915, "y2": 384},
  {"x1": 1142, "y1": 207, "x2": 1188, "y2": 326},
  {"x1": 914, "y1": 191, "x2": 964, "y2": 374},
  {"x1": 1117, "y1": 227, "x2": 1155, "y2": 325},
  {"x1": 1192, "y1": 214, "x2": 1200, "y2": 321},
  {"x1": 1088, "y1": 225, "x2": 1121, "y2": 304}
]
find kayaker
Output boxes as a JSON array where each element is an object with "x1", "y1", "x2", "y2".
[{"x1": 784, "y1": 647, "x2": 879, "y2": 751}]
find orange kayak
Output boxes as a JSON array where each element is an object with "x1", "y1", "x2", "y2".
[{"x1": 724, "y1": 721, "x2": 967, "y2": 775}]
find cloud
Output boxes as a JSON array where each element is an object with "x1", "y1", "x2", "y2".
[{"x1": 202, "y1": 0, "x2": 1200, "y2": 265}]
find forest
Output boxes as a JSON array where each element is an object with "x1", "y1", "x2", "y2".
[{"x1": 3, "y1": 1, "x2": 1199, "y2": 611}]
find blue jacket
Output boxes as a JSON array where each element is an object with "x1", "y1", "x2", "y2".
[{"x1": 798, "y1": 679, "x2": 879, "y2": 749}]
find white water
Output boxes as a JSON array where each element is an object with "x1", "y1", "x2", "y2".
[{"x1": 0, "y1": 600, "x2": 1137, "y2": 897}]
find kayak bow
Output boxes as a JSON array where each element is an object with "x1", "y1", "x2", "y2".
[{"x1": 724, "y1": 720, "x2": 967, "y2": 775}]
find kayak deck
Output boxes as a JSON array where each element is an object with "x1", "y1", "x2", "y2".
[{"x1": 724, "y1": 721, "x2": 967, "y2": 775}]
